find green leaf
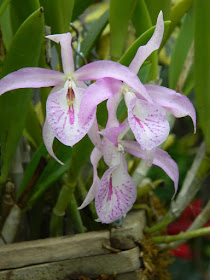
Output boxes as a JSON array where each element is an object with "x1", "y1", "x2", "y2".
[
  {"x1": 132, "y1": 0, "x2": 152, "y2": 37},
  {"x1": 194, "y1": 0, "x2": 210, "y2": 155},
  {"x1": 145, "y1": 0, "x2": 171, "y2": 24},
  {"x1": 0, "y1": 8, "x2": 44, "y2": 183},
  {"x1": 24, "y1": 102, "x2": 42, "y2": 149},
  {"x1": 10, "y1": 0, "x2": 40, "y2": 35},
  {"x1": 110, "y1": 0, "x2": 138, "y2": 60},
  {"x1": 25, "y1": 136, "x2": 93, "y2": 209},
  {"x1": 119, "y1": 21, "x2": 171, "y2": 67},
  {"x1": 17, "y1": 143, "x2": 47, "y2": 200},
  {"x1": 80, "y1": 9, "x2": 109, "y2": 64},
  {"x1": 182, "y1": 64, "x2": 194, "y2": 95},
  {"x1": 40, "y1": 0, "x2": 74, "y2": 34},
  {"x1": 169, "y1": 7, "x2": 193, "y2": 90},
  {"x1": 161, "y1": 0, "x2": 193, "y2": 48},
  {"x1": 0, "y1": 0, "x2": 10, "y2": 18},
  {"x1": 72, "y1": 0, "x2": 94, "y2": 22},
  {"x1": 0, "y1": 3, "x2": 14, "y2": 50}
]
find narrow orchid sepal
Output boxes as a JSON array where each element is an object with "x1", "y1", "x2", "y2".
[
  {"x1": 78, "y1": 148, "x2": 102, "y2": 209},
  {"x1": 74, "y1": 60, "x2": 152, "y2": 102},
  {"x1": 0, "y1": 68, "x2": 65, "y2": 96},
  {"x1": 42, "y1": 118, "x2": 64, "y2": 165},
  {"x1": 129, "y1": 11, "x2": 164, "y2": 74},
  {"x1": 46, "y1": 33, "x2": 75, "y2": 75},
  {"x1": 122, "y1": 140, "x2": 179, "y2": 196},
  {"x1": 145, "y1": 84, "x2": 196, "y2": 133}
]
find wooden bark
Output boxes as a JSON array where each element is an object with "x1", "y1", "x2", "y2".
[
  {"x1": 110, "y1": 210, "x2": 146, "y2": 250},
  {"x1": 0, "y1": 247, "x2": 140, "y2": 280},
  {"x1": 0, "y1": 210, "x2": 145, "y2": 279}
]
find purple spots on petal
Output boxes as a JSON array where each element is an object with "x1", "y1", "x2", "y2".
[
  {"x1": 107, "y1": 176, "x2": 113, "y2": 201},
  {"x1": 67, "y1": 106, "x2": 75, "y2": 125}
]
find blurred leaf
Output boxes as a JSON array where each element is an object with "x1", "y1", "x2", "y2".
[
  {"x1": 40, "y1": 0, "x2": 74, "y2": 34},
  {"x1": 0, "y1": 0, "x2": 10, "y2": 18},
  {"x1": 24, "y1": 102, "x2": 42, "y2": 149},
  {"x1": 25, "y1": 136, "x2": 93, "y2": 209},
  {"x1": 169, "y1": 7, "x2": 193, "y2": 90},
  {"x1": 0, "y1": 8, "x2": 44, "y2": 183},
  {"x1": 119, "y1": 21, "x2": 170, "y2": 67},
  {"x1": 182, "y1": 63, "x2": 194, "y2": 95},
  {"x1": 161, "y1": 0, "x2": 193, "y2": 48},
  {"x1": 10, "y1": 0, "x2": 40, "y2": 35},
  {"x1": 145, "y1": 0, "x2": 171, "y2": 24},
  {"x1": 72, "y1": 0, "x2": 94, "y2": 22},
  {"x1": 17, "y1": 143, "x2": 47, "y2": 200},
  {"x1": 0, "y1": 3, "x2": 13, "y2": 50},
  {"x1": 80, "y1": 9, "x2": 109, "y2": 64},
  {"x1": 194, "y1": 0, "x2": 210, "y2": 155},
  {"x1": 110, "y1": 0, "x2": 138, "y2": 60},
  {"x1": 132, "y1": 0, "x2": 152, "y2": 37}
]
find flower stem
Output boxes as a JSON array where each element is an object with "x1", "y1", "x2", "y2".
[{"x1": 152, "y1": 227, "x2": 210, "y2": 244}]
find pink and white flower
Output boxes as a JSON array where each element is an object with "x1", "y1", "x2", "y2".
[
  {"x1": 0, "y1": 33, "x2": 149, "y2": 163},
  {"x1": 79, "y1": 12, "x2": 196, "y2": 158}
]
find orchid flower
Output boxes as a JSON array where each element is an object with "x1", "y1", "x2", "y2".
[
  {"x1": 79, "y1": 11, "x2": 196, "y2": 161},
  {"x1": 0, "y1": 33, "x2": 149, "y2": 164},
  {"x1": 79, "y1": 92, "x2": 179, "y2": 223}
]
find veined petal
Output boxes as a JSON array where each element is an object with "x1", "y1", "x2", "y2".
[
  {"x1": 145, "y1": 84, "x2": 196, "y2": 132},
  {"x1": 42, "y1": 118, "x2": 64, "y2": 165},
  {"x1": 74, "y1": 60, "x2": 152, "y2": 102},
  {"x1": 46, "y1": 83, "x2": 95, "y2": 147},
  {"x1": 78, "y1": 148, "x2": 102, "y2": 209},
  {"x1": 0, "y1": 68, "x2": 65, "y2": 96},
  {"x1": 95, "y1": 156, "x2": 137, "y2": 223},
  {"x1": 125, "y1": 93, "x2": 170, "y2": 151},
  {"x1": 129, "y1": 11, "x2": 164, "y2": 74},
  {"x1": 122, "y1": 140, "x2": 179, "y2": 195},
  {"x1": 79, "y1": 78, "x2": 121, "y2": 125},
  {"x1": 100, "y1": 123, "x2": 126, "y2": 147},
  {"x1": 46, "y1": 33, "x2": 74, "y2": 75}
]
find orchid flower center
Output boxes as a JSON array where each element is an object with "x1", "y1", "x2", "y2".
[
  {"x1": 66, "y1": 79, "x2": 76, "y2": 125},
  {"x1": 66, "y1": 87, "x2": 75, "y2": 107}
]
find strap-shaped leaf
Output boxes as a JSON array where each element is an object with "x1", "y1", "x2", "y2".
[
  {"x1": 145, "y1": 0, "x2": 171, "y2": 24},
  {"x1": 40, "y1": 0, "x2": 74, "y2": 34},
  {"x1": 169, "y1": 7, "x2": 194, "y2": 90},
  {"x1": 80, "y1": 9, "x2": 109, "y2": 65},
  {"x1": 0, "y1": 8, "x2": 44, "y2": 183},
  {"x1": 110, "y1": 0, "x2": 138, "y2": 60},
  {"x1": 194, "y1": 0, "x2": 210, "y2": 154}
]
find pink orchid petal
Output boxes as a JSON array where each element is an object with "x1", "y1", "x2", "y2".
[
  {"x1": 74, "y1": 60, "x2": 152, "y2": 102},
  {"x1": 0, "y1": 68, "x2": 65, "y2": 96},
  {"x1": 46, "y1": 33, "x2": 74, "y2": 75},
  {"x1": 95, "y1": 156, "x2": 137, "y2": 223},
  {"x1": 100, "y1": 124, "x2": 126, "y2": 147},
  {"x1": 126, "y1": 93, "x2": 170, "y2": 151},
  {"x1": 129, "y1": 11, "x2": 164, "y2": 74},
  {"x1": 42, "y1": 118, "x2": 64, "y2": 165},
  {"x1": 102, "y1": 138, "x2": 120, "y2": 167},
  {"x1": 122, "y1": 140, "x2": 179, "y2": 195},
  {"x1": 106, "y1": 90, "x2": 123, "y2": 127},
  {"x1": 46, "y1": 83, "x2": 95, "y2": 147},
  {"x1": 88, "y1": 117, "x2": 102, "y2": 150},
  {"x1": 145, "y1": 84, "x2": 196, "y2": 133},
  {"x1": 79, "y1": 78, "x2": 121, "y2": 125},
  {"x1": 78, "y1": 148, "x2": 102, "y2": 209}
]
